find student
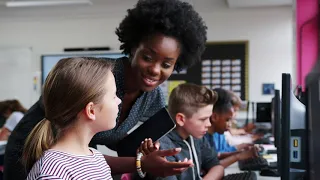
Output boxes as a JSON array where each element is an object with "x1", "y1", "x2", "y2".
[
  {"x1": 22, "y1": 57, "x2": 121, "y2": 179},
  {"x1": 141, "y1": 84, "x2": 224, "y2": 180},
  {"x1": 4, "y1": 0, "x2": 206, "y2": 179},
  {"x1": 0, "y1": 99, "x2": 27, "y2": 140},
  {"x1": 206, "y1": 88, "x2": 258, "y2": 168},
  {"x1": 227, "y1": 91, "x2": 256, "y2": 135},
  {"x1": 210, "y1": 91, "x2": 253, "y2": 153},
  {"x1": 223, "y1": 91, "x2": 262, "y2": 146}
]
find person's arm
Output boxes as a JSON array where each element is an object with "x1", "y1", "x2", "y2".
[
  {"x1": 218, "y1": 151, "x2": 240, "y2": 160},
  {"x1": 219, "y1": 152, "x2": 239, "y2": 168},
  {"x1": 0, "y1": 127, "x2": 10, "y2": 141},
  {"x1": 0, "y1": 112, "x2": 23, "y2": 141},
  {"x1": 201, "y1": 137, "x2": 225, "y2": 180},
  {"x1": 235, "y1": 143, "x2": 254, "y2": 151},
  {"x1": 203, "y1": 165, "x2": 224, "y2": 180},
  {"x1": 150, "y1": 155, "x2": 181, "y2": 180},
  {"x1": 220, "y1": 147, "x2": 259, "y2": 168},
  {"x1": 105, "y1": 148, "x2": 193, "y2": 177},
  {"x1": 228, "y1": 128, "x2": 247, "y2": 135},
  {"x1": 104, "y1": 156, "x2": 136, "y2": 175}
]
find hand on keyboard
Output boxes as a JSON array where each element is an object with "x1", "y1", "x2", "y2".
[
  {"x1": 236, "y1": 143, "x2": 254, "y2": 151},
  {"x1": 237, "y1": 146, "x2": 259, "y2": 161}
]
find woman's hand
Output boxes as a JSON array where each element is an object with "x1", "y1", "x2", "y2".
[
  {"x1": 141, "y1": 148, "x2": 193, "y2": 177},
  {"x1": 138, "y1": 138, "x2": 160, "y2": 155}
]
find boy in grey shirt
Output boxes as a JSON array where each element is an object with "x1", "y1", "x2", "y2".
[{"x1": 141, "y1": 83, "x2": 224, "y2": 180}]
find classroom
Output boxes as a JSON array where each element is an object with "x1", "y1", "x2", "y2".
[{"x1": 0, "y1": 0, "x2": 318, "y2": 179}]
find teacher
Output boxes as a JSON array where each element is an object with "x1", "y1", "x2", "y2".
[{"x1": 3, "y1": 0, "x2": 207, "y2": 179}]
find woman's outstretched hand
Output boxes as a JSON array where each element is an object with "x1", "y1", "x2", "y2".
[{"x1": 138, "y1": 138, "x2": 193, "y2": 177}]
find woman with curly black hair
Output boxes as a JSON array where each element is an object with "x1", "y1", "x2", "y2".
[{"x1": 4, "y1": 0, "x2": 207, "y2": 179}]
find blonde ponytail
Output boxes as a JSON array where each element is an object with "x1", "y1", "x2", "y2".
[{"x1": 22, "y1": 118, "x2": 56, "y2": 171}]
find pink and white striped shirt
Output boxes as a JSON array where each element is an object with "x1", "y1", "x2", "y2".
[{"x1": 27, "y1": 148, "x2": 112, "y2": 180}]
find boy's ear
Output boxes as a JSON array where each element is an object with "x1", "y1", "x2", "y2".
[
  {"x1": 211, "y1": 113, "x2": 217, "y2": 123},
  {"x1": 175, "y1": 113, "x2": 186, "y2": 127},
  {"x1": 84, "y1": 102, "x2": 96, "y2": 121}
]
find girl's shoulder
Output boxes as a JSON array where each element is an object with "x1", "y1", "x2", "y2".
[{"x1": 28, "y1": 148, "x2": 110, "y2": 179}]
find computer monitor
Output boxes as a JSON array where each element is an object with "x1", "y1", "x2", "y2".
[
  {"x1": 305, "y1": 61, "x2": 320, "y2": 180},
  {"x1": 256, "y1": 102, "x2": 271, "y2": 123},
  {"x1": 281, "y1": 73, "x2": 307, "y2": 180},
  {"x1": 271, "y1": 89, "x2": 281, "y2": 174},
  {"x1": 41, "y1": 52, "x2": 126, "y2": 84}
]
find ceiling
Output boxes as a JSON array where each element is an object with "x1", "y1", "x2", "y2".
[
  {"x1": 226, "y1": 0, "x2": 292, "y2": 8},
  {"x1": 0, "y1": 0, "x2": 136, "y2": 20},
  {"x1": 0, "y1": 0, "x2": 292, "y2": 21}
]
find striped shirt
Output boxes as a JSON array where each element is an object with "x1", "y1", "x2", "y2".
[{"x1": 27, "y1": 148, "x2": 112, "y2": 180}]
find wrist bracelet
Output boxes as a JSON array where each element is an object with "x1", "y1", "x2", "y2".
[{"x1": 136, "y1": 152, "x2": 146, "y2": 178}]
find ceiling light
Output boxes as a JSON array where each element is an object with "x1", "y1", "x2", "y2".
[{"x1": 6, "y1": 0, "x2": 93, "y2": 7}]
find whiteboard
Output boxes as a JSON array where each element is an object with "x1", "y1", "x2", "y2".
[
  {"x1": 0, "y1": 48, "x2": 33, "y2": 108},
  {"x1": 41, "y1": 52, "x2": 126, "y2": 84}
]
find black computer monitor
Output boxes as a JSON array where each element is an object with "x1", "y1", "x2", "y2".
[
  {"x1": 256, "y1": 102, "x2": 271, "y2": 123},
  {"x1": 271, "y1": 89, "x2": 281, "y2": 174},
  {"x1": 305, "y1": 61, "x2": 320, "y2": 180},
  {"x1": 281, "y1": 73, "x2": 307, "y2": 180}
]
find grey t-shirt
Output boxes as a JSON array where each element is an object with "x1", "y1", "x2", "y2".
[{"x1": 151, "y1": 130, "x2": 220, "y2": 180}]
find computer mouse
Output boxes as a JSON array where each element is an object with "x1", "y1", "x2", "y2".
[{"x1": 260, "y1": 169, "x2": 279, "y2": 177}]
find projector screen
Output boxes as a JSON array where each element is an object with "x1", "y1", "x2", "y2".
[{"x1": 41, "y1": 52, "x2": 125, "y2": 84}]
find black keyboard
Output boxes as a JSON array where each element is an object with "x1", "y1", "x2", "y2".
[
  {"x1": 223, "y1": 172, "x2": 257, "y2": 180},
  {"x1": 268, "y1": 161, "x2": 277, "y2": 169},
  {"x1": 238, "y1": 156, "x2": 269, "y2": 171}
]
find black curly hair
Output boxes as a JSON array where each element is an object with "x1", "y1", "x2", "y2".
[
  {"x1": 212, "y1": 88, "x2": 234, "y2": 114},
  {"x1": 115, "y1": 0, "x2": 207, "y2": 71}
]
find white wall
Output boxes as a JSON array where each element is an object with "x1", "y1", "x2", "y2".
[
  {"x1": 203, "y1": 7, "x2": 294, "y2": 102},
  {"x1": 0, "y1": 1, "x2": 294, "y2": 156},
  {"x1": 0, "y1": 2, "x2": 294, "y2": 105}
]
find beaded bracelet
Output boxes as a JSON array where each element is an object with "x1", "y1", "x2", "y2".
[{"x1": 136, "y1": 152, "x2": 146, "y2": 178}]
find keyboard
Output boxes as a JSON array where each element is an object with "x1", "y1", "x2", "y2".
[
  {"x1": 238, "y1": 156, "x2": 269, "y2": 171},
  {"x1": 268, "y1": 161, "x2": 277, "y2": 169},
  {"x1": 223, "y1": 172, "x2": 257, "y2": 180}
]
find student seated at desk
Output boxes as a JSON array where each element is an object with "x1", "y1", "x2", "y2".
[
  {"x1": 205, "y1": 88, "x2": 259, "y2": 168},
  {"x1": 227, "y1": 91, "x2": 257, "y2": 136},
  {"x1": 139, "y1": 84, "x2": 224, "y2": 180},
  {"x1": 223, "y1": 90, "x2": 264, "y2": 145},
  {"x1": 0, "y1": 99, "x2": 27, "y2": 140}
]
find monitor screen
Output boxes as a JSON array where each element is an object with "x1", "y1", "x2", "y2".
[
  {"x1": 256, "y1": 102, "x2": 271, "y2": 123},
  {"x1": 41, "y1": 52, "x2": 126, "y2": 84}
]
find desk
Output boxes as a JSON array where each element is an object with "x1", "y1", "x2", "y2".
[{"x1": 225, "y1": 163, "x2": 280, "y2": 180}]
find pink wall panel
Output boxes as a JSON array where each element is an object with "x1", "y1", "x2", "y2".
[{"x1": 296, "y1": 0, "x2": 318, "y2": 87}]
